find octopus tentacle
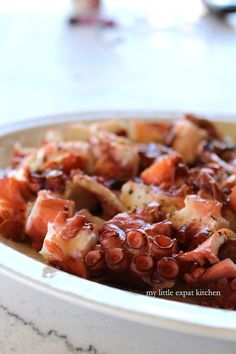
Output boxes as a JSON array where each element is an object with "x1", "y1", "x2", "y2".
[
  {"x1": 177, "y1": 229, "x2": 228, "y2": 266},
  {"x1": 40, "y1": 211, "x2": 98, "y2": 278},
  {"x1": 203, "y1": 258, "x2": 236, "y2": 281},
  {"x1": 98, "y1": 205, "x2": 180, "y2": 288}
]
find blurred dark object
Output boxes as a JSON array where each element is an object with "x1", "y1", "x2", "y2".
[
  {"x1": 203, "y1": 0, "x2": 236, "y2": 16},
  {"x1": 69, "y1": 16, "x2": 115, "y2": 27},
  {"x1": 69, "y1": 0, "x2": 116, "y2": 27}
]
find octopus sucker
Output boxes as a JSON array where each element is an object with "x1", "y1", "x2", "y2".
[
  {"x1": 156, "y1": 257, "x2": 179, "y2": 280},
  {"x1": 131, "y1": 255, "x2": 154, "y2": 278},
  {"x1": 85, "y1": 250, "x2": 105, "y2": 273}
]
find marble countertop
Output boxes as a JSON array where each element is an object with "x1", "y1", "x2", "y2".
[
  {"x1": 1, "y1": 1, "x2": 236, "y2": 353},
  {"x1": 1, "y1": 270, "x2": 236, "y2": 354}
]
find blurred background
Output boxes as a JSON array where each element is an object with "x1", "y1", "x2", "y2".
[{"x1": 0, "y1": 0, "x2": 236, "y2": 124}]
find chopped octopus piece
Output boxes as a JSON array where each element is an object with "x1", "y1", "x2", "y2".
[
  {"x1": 12, "y1": 144, "x2": 44, "y2": 175},
  {"x1": 41, "y1": 141, "x2": 93, "y2": 174},
  {"x1": 187, "y1": 168, "x2": 224, "y2": 203},
  {"x1": 203, "y1": 258, "x2": 236, "y2": 281},
  {"x1": 169, "y1": 195, "x2": 229, "y2": 231},
  {"x1": 72, "y1": 173, "x2": 125, "y2": 218},
  {"x1": 178, "y1": 228, "x2": 229, "y2": 266},
  {"x1": 40, "y1": 211, "x2": 98, "y2": 278},
  {"x1": 28, "y1": 169, "x2": 67, "y2": 195},
  {"x1": 11, "y1": 144, "x2": 38, "y2": 172},
  {"x1": 200, "y1": 150, "x2": 236, "y2": 175},
  {"x1": 171, "y1": 118, "x2": 207, "y2": 163},
  {"x1": 25, "y1": 190, "x2": 75, "y2": 250},
  {"x1": 13, "y1": 141, "x2": 93, "y2": 175},
  {"x1": 89, "y1": 120, "x2": 128, "y2": 136},
  {"x1": 77, "y1": 209, "x2": 105, "y2": 227},
  {"x1": 0, "y1": 178, "x2": 33, "y2": 241},
  {"x1": 229, "y1": 186, "x2": 236, "y2": 214},
  {"x1": 218, "y1": 228, "x2": 236, "y2": 262},
  {"x1": 90, "y1": 131, "x2": 139, "y2": 181},
  {"x1": 64, "y1": 179, "x2": 98, "y2": 211},
  {"x1": 120, "y1": 180, "x2": 185, "y2": 215},
  {"x1": 137, "y1": 142, "x2": 169, "y2": 171},
  {"x1": 44, "y1": 123, "x2": 91, "y2": 143},
  {"x1": 128, "y1": 120, "x2": 171, "y2": 144},
  {"x1": 185, "y1": 114, "x2": 221, "y2": 139},
  {"x1": 141, "y1": 153, "x2": 182, "y2": 186}
]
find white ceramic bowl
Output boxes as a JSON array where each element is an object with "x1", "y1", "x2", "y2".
[{"x1": 1, "y1": 112, "x2": 236, "y2": 354}]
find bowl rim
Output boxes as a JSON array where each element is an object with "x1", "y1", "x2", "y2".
[{"x1": 1, "y1": 110, "x2": 236, "y2": 341}]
